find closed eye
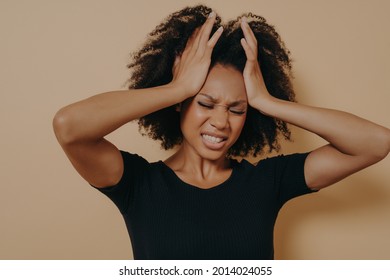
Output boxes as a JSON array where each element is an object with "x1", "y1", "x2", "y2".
[
  {"x1": 229, "y1": 109, "x2": 246, "y2": 115},
  {"x1": 198, "y1": 101, "x2": 246, "y2": 115},
  {"x1": 198, "y1": 101, "x2": 214, "y2": 109}
]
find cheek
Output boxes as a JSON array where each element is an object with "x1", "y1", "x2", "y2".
[
  {"x1": 180, "y1": 105, "x2": 208, "y2": 129},
  {"x1": 232, "y1": 114, "x2": 247, "y2": 128},
  {"x1": 230, "y1": 115, "x2": 247, "y2": 135}
]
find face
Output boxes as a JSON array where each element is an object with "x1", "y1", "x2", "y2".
[{"x1": 179, "y1": 64, "x2": 248, "y2": 161}]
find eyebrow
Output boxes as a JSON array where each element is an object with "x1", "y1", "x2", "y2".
[{"x1": 198, "y1": 93, "x2": 247, "y2": 106}]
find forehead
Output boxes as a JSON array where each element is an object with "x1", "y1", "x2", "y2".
[{"x1": 198, "y1": 64, "x2": 247, "y2": 101}]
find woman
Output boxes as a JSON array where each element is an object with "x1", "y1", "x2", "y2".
[{"x1": 53, "y1": 5, "x2": 390, "y2": 259}]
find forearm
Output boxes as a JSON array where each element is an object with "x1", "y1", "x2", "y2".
[
  {"x1": 53, "y1": 83, "x2": 184, "y2": 144},
  {"x1": 253, "y1": 96, "x2": 390, "y2": 159}
]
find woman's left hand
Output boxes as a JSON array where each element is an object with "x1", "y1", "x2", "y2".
[
  {"x1": 240, "y1": 17, "x2": 272, "y2": 113},
  {"x1": 240, "y1": 18, "x2": 390, "y2": 192}
]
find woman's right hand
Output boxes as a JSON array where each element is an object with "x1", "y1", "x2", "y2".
[
  {"x1": 170, "y1": 11, "x2": 223, "y2": 98},
  {"x1": 53, "y1": 12, "x2": 223, "y2": 189}
]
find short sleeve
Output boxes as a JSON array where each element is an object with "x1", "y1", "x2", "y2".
[
  {"x1": 272, "y1": 152, "x2": 317, "y2": 206},
  {"x1": 93, "y1": 150, "x2": 149, "y2": 215}
]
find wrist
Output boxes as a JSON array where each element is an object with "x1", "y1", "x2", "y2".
[
  {"x1": 167, "y1": 81, "x2": 196, "y2": 101},
  {"x1": 249, "y1": 94, "x2": 278, "y2": 116}
]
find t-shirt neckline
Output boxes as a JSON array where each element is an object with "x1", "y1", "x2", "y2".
[{"x1": 156, "y1": 159, "x2": 239, "y2": 192}]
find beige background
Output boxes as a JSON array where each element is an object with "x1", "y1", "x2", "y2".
[{"x1": 1, "y1": 0, "x2": 389, "y2": 259}]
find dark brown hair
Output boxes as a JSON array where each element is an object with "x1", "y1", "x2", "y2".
[{"x1": 127, "y1": 5, "x2": 295, "y2": 157}]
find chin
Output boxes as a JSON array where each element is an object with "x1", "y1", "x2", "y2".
[{"x1": 197, "y1": 146, "x2": 230, "y2": 162}]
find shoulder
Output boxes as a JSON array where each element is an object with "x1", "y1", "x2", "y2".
[
  {"x1": 119, "y1": 151, "x2": 169, "y2": 181},
  {"x1": 234, "y1": 152, "x2": 311, "y2": 189},
  {"x1": 109, "y1": 150, "x2": 152, "y2": 186},
  {"x1": 95, "y1": 151, "x2": 153, "y2": 193},
  {"x1": 256, "y1": 152, "x2": 310, "y2": 168},
  {"x1": 236, "y1": 152, "x2": 310, "y2": 169},
  {"x1": 120, "y1": 150, "x2": 150, "y2": 168}
]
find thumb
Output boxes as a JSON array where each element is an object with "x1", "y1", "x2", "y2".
[{"x1": 172, "y1": 56, "x2": 181, "y2": 77}]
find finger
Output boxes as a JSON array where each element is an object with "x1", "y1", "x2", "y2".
[
  {"x1": 206, "y1": 26, "x2": 223, "y2": 49},
  {"x1": 185, "y1": 27, "x2": 200, "y2": 51},
  {"x1": 240, "y1": 38, "x2": 257, "y2": 61},
  {"x1": 191, "y1": 27, "x2": 201, "y2": 41},
  {"x1": 240, "y1": 17, "x2": 258, "y2": 54},
  {"x1": 197, "y1": 11, "x2": 218, "y2": 51},
  {"x1": 179, "y1": 27, "x2": 200, "y2": 62},
  {"x1": 241, "y1": 17, "x2": 256, "y2": 42},
  {"x1": 172, "y1": 55, "x2": 181, "y2": 77},
  {"x1": 187, "y1": 14, "x2": 210, "y2": 52}
]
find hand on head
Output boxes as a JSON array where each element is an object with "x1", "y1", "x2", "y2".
[
  {"x1": 240, "y1": 17, "x2": 271, "y2": 108},
  {"x1": 171, "y1": 12, "x2": 223, "y2": 98},
  {"x1": 172, "y1": 12, "x2": 270, "y2": 107}
]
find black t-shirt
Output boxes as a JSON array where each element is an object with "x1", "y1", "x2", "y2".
[{"x1": 95, "y1": 151, "x2": 317, "y2": 259}]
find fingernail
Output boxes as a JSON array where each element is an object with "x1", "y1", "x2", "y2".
[
  {"x1": 217, "y1": 26, "x2": 223, "y2": 32},
  {"x1": 208, "y1": 11, "x2": 215, "y2": 18},
  {"x1": 241, "y1": 16, "x2": 247, "y2": 23}
]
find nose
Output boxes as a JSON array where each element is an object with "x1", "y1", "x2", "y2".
[{"x1": 209, "y1": 106, "x2": 229, "y2": 130}]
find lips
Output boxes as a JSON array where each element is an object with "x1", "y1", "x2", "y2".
[
  {"x1": 201, "y1": 133, "x2": 228, "y2": 150},
  {"x1": 202, "y1": 134, "x2": 224, "y2": 143}
]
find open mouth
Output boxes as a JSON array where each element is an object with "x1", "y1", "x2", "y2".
[
  {"x1": 202, "y1": 134, "x2": 225, "y2": 144},
  {"x1": 201, "y1": 133, "x2": 228, "y2": 150}
]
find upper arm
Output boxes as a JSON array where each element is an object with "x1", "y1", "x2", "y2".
[
  {"x1": 304, "y1": 144, "x2": 382, "y2": 191},
  {"x1": 59, "y1": 138, "x2": 124, "y2": 188},
  {"x1": 52, "y1": 106, "x2": 124, "y2": 188}
]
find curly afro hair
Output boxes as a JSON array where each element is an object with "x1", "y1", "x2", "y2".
[{"x1": 127, "y1": 5, "x2": 295, "y2": 157}]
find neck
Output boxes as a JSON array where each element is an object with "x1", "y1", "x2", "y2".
[{"x1": 164, "y1": 143, "x2": 231, "y2": 181}]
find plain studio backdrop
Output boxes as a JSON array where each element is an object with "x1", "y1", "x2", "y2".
[{"x1": 1, "y1": 0, "x2": 389, "y2": 259}]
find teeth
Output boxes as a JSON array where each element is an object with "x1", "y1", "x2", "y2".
[{"x1": 202, "y1": 134, "x2": 224, "y2": 143}]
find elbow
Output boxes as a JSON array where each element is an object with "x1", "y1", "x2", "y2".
[
  {"x1": 369, "y1": 127, "x2": 390, "y2": 162},
  {"x1": 52, "y1": 107, "x2": 77, "y2": 145},
  {"x1": 383, "y1": 128, "x2": 390, "y2": 158}
]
